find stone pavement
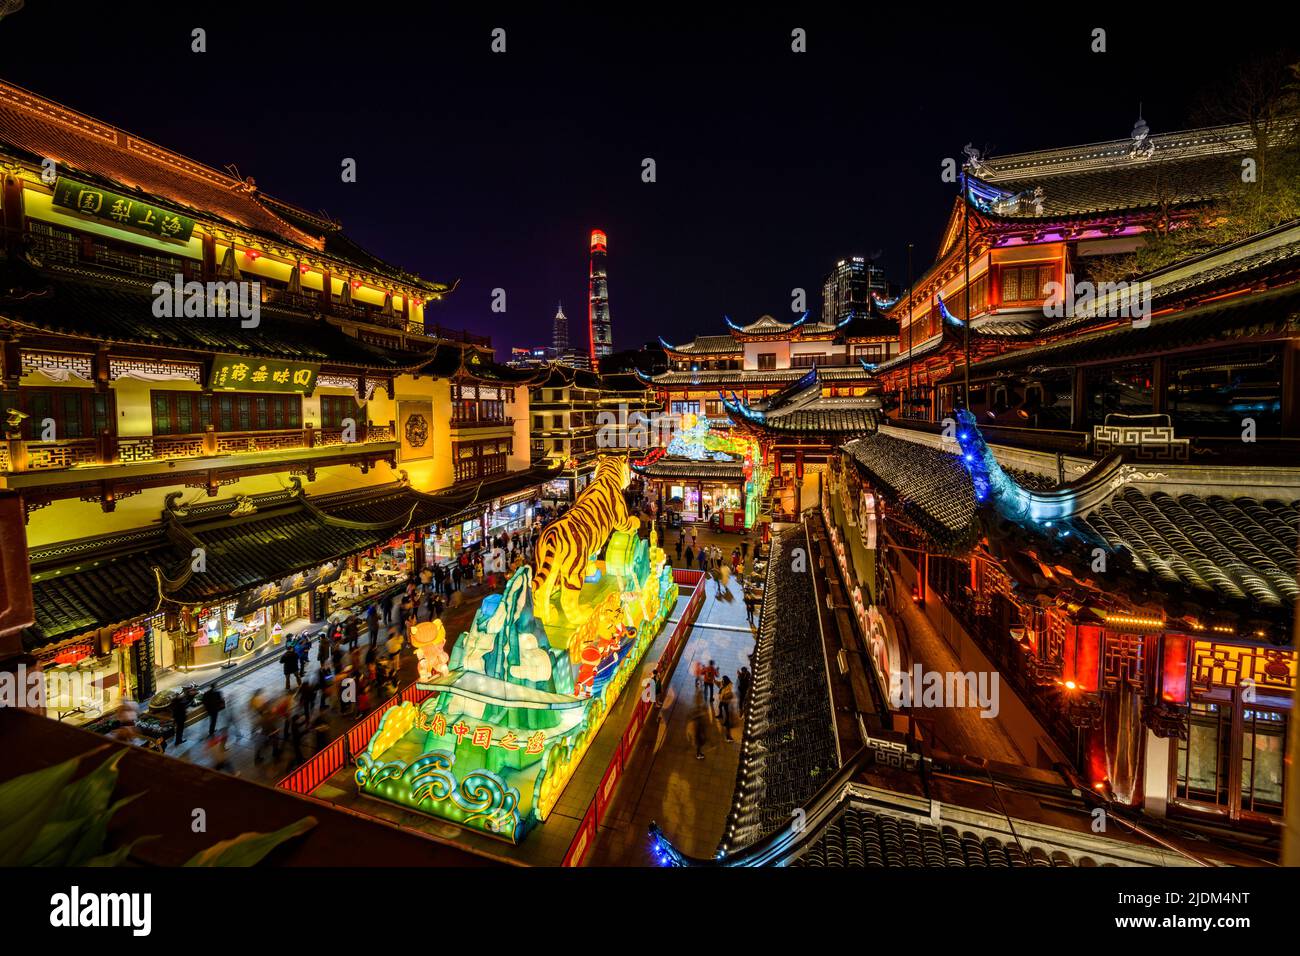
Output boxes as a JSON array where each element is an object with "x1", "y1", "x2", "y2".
[
  {"x1": 586, "y1": 564, "x2": 756, "y2": 865},
  {"x1": 150, "y1": 579, "x2": 498, "y2": 783}
]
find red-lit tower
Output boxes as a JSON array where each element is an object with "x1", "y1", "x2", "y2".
[{"x1": 588, "y1": 229, "x2": 614, "y2": 365}]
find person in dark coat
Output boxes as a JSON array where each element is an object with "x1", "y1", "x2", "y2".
[
  {"x1": 281, "y1": 645, "x2": 301, "y2": 690},
  {"x1": 316, "y1": 633, "x2": 331, "y2": 667},
  {"x1": 684, "y1": 545, "x2": 694, "y2": 569},
  {"x1": 169, "y1": 692, "x2": 189, "y2": 745},
  {"x1": 344, "y1": 615, "x2": 360, "y2": 652},
  {"x1": 201, "y1": 685, "x2": 225, "y2": 738},
  {"x1": 366, "y1": 603, "x2": 379, "y2": 641},
  {"x1": 737, "y1": 665, "x2": 753, "y2": 712}
]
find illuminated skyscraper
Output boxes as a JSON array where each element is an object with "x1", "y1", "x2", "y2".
[
  {"x1": 821, "y1": 256, "x2": 888, "y2": 324},
  {"x1": 552, "y1": 301, "x2": 569, "y2": 353},
  {"x1": 588, "y1": 229, "x2": 614, "y2": 364}
]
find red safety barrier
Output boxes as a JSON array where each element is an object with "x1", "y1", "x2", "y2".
[
  {"x1": 277, "y1": 683, "x2": 434, "y2": 795},
  {"x1": 562, "y1": 577, "x2": 710, "y2": 865},
  {"x1": 672, "y1": 567, "x2": 706, "y2": 586},
  {"x1": 562, "y1": 800, "x2": 599, "y2": 867}
]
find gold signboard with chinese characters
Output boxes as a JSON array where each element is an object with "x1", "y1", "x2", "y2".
[
  {"x1": 210, "y1": 355, "x2": 319, "y2": 393},
  {"x1": 52, "y1": 176, "x2": 196, "y2": 243}
]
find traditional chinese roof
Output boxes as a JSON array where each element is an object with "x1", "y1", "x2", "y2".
[
  {"x1": 843, "y1": 433, "x2": 979, "y2": 549},
  {"x1": 27, "y1": 527, "x2": 177, "y2": 651},
  {"x1": 0, "y1": 79, "x2": 448, "y2": 293},
  {"x1": 659, "y1": 334, "x2": 742, "y2": 355},
  {"x1": 794, "y1": 801, "x2": 1091, "y2": 868},
  {"x1": 1039, "y1": 219, "x2": 1300, "y2": 337},
  {"x1": 719, "y1": 524, "x2": 839, "y2": 853},
  {"x1": 1, "y1": 268, "x2": 432, "y2": 371},
  {"x1": 722, "y1": 368, "x2": 884, "y2": 436},
  {"x1": 955, "y1": 282, "x2": 1300, "y2": 382},
  {"x1": 835, "y1": 303, "x2": 900, "y2": 341},
  {"x1": 420, "y1": 344, "x2": 542, "y2": 384},
  {"x1": 635, "y1": 457, "x2": 744, "y2": 480},
  {"x1": 652, "y1": 365, "x2": 875, "y2": 387},
  {"x1": 969, "y1": 122, "x2": 1268, "y2": 222},
  {"x1": 1078, "y1": 488, "x2": 1299, "y2": 613}
]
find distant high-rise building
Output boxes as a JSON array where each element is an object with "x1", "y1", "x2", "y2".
[
  {"x1": 552, "y1": 301, "x2": 569, "y2": 353},
  {"x1": 821, "y1": 256, "x2": 888, "y2": 324},
  {"x1": 588, "y1": 229, "x2": 614, "y2": 364}
]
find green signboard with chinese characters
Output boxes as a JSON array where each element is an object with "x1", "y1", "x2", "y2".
[
  {"x1": 51, "y1": 176, "x2": 196, "y2": 243},
  {"x1": 210, "y1": 355, "x2": 319, "y2": 393}
]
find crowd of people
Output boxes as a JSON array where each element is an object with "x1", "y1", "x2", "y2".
[
  {"x1": 688, "y1": 658, "x2": 754, "y2": 757},
  {"x1": 147, "y1": 512, "x2": 571, "y2": 774}
]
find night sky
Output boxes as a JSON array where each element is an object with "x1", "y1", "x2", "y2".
[{"x1": 0, "y1": 4, "x2": 1278, "y2": 358}]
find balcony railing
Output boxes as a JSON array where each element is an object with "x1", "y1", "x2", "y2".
[
  {"x1": 454, "y1": 453, "x2": 509, "y2": 484},
  {"x1": 450, "y1": 416, "x2": 514, "y2": 429},
  {"x1": 27, "y1": 224, "x2": 199, "y2": 283},
  {"x1": 3, "y1": 422, "x2": 398, "y2": 473},
  {"x1": 887, "y1": 416, "x2": 1300, "y2": 466}
]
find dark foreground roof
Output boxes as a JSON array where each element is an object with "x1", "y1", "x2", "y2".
[
  {"x1": 794, "y1": 803, "x2": 1097, "y2": 868},
  {"x1": 720, "y1": 524, "x2": 839, "y2": 853},
  {"x1": 1080, "y1": 488, "x2": 1299, "y2": 612},
  {"x1": 842, "y1": 433, "x2": 978, "y2": 549}
]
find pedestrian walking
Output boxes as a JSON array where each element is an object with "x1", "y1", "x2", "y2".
[
  {"x1": 688, "y1": 702, "x2": 711, "y2": 760},
  {"x1": 718, "y1": 676, "x2": 736, "y2": 741},
  {"x1": 345, "y1": 615, "x2": 360, "y2": 652},
  {"x1": 684, "y1": 545, "x2": 694, "y2": 569},
  {"x1": 738, "y1": 666, "x2": 753, "y2": 712},
  {"x1": 700, "y1": 659, "x2": 719, "y2": 706},
  {"x1": 169, "y1": 692, "x2": 189, "y2": 746},
  {"x1": 201, "y1": 685, "x2": 225, "y2": 738},
  {"x1": 741, "y1": 540, "x2": 749, "y2": 561},
  {"x1": 282, "y1": 644, "x2": 301, "y2": 690}
]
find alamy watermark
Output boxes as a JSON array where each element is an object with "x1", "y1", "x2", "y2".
[
  {"x1": 152, "y1": 274, "x2": 260, "y2": 328},
  {"x1": 890, "y1": 665, "x2": 1001, "y2": 719},
  {"x1": 0, "y1": 662, "x2": 108, "y2": 716},
  {"x1": 1043, "y1": 274, "x2": 1151, "y2": 328},
  {"x1": 596, "y1": 404, "x2": 684, "y2": 450}
]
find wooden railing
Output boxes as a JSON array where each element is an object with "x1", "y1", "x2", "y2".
[
  {"x1": 2, "y1": 422, "x2": 399, "y2": 473},
  {"x1": 450, "y1": 415, "x2": 514, "y2": 429}
]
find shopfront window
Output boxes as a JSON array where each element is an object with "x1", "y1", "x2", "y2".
[
  {"x1": 1083, "y1": 361, "x2": 1154, "y2": 426},
  {"x1": 6, "y1": 387, "x2": 113, "y2": 440},
  {"x1": 1175, "y1": 695, "x2": 1288, "y2": 820},
  {"x1": 320, "y1": 394, "x2": 362, "y2": 428},
  {"x1": 1166, "y1": 345, "x2": 1283, "y2": 438}
]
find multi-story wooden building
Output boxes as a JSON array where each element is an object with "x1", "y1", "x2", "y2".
[
  {"x1": 0, "y1": 80, "x2": 549, "y2": 721},
  {"x1": 527, "y1": 364, "x2": 657, "y2": 503},
  {"x1": 696, "y1": 121, "x2": 1300, "y2": 856}
]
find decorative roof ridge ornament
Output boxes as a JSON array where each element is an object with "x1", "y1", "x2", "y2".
[
  {"x1": 935, "y1": 293, "x2": 965, "y2": 328},
  {"x1": 962, "y1": 142, "x2": 993, "y2": 178},
  {"x1": 724, "y1": 314, "x2": 745, "y2": 332},
  {"x1": 858, "y1": 358, "x2": 879, "y2": 374},
  {"x1": 1129, "y1": 108, "x2": 1156, "y2": 161},
  {"x1": 657, "y1": 334, "x2": 676, "y2": 351},
  {"x1": 954, "y1": 409, "x2": 1117, "y2": 551}
]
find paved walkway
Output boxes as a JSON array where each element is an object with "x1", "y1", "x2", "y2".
[
  {"x1": 887, "y1": 569, "x2": 1026, "y2": 765},
  {"x1": 586, "y1": 566, "x2": 756, "y2": 865},
  {"x1": 148, "y1": 581, "x2": 498, "y2": 782}
]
